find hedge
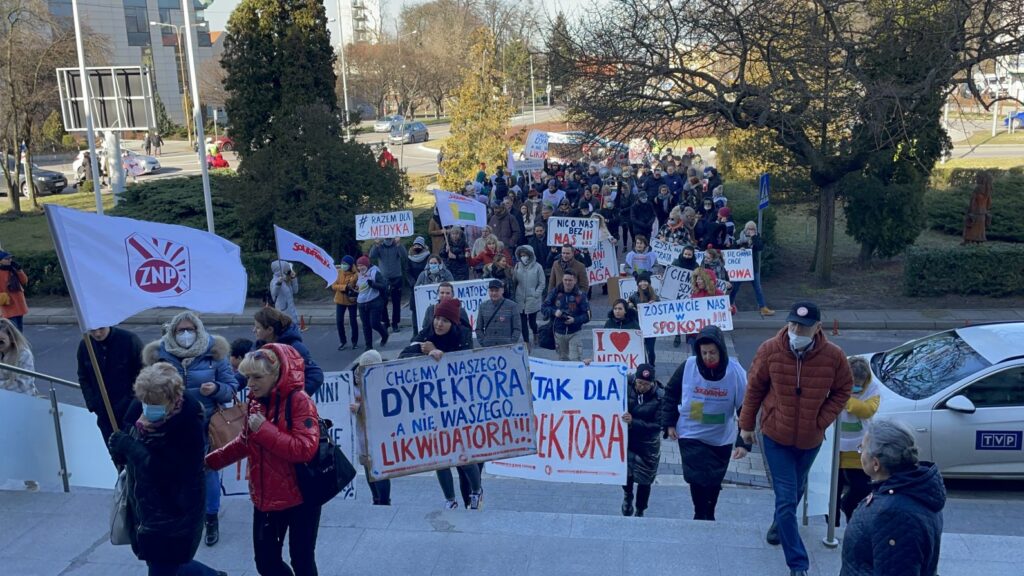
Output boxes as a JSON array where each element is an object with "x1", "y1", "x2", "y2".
[
  {"x1": 903, "y1": 245, "x2": 1024, "y2": 296},
  {"x1": 926, "y1": 172, "x2": 1024, "y2": 243}
]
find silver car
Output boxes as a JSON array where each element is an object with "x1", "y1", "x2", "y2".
[
  {"x1": 388, "y1": 122, "x2": 429, "y2": 145},
  {"x1": 860, "y1": 322, "x2": 1024, "y2": 479},
  {"x1": 374, "y1": 115, "x2": 404, "y2": 133}
]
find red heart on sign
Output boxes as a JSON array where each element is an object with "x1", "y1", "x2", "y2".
[{"x1": 610, "y1": 332, "x2": 631, "y2": 352}]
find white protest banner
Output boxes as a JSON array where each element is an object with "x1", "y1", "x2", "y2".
[
  {"x1": 223, "y1": 372, "x2": 358, "y2": 499},
  {"x1": 592, "y1": 329, "x2": 645, "y2": 372},
  {"x1": 659, "y1": 266, "x2": 730, "y2": 301},
  {"x1": 361, "y1": 344, "x2": 536, "y2": 480},
  {"x1": 414, "y1": 279, "x2": 490, "y2": 336},
  {"x1": 547, "y1": 216, "x2": 600, "y2": 248},
  {"x1": 274, "y1": 225, "x2": 336, "y2": 286},
  {"x1": 522, "y1": 130, "x2": 549, "y2": 170},
  {"x1": 355, "y1": 211, "x2": 414, "y2": 240},
  {"x1": 638, "y1": 296, "x2": 734, "y2": 338},
  {"x1": 434, "y1": 190, "x2": 488, "y2": 228},
  {"x1": 45, "y1": 205, "x2": 246, "y2": 331},
  {"x1": 803, "y1": 422, "x2": 837, "y2": 517},
  {"x1": 650, "y1": 238, "x2": 683, "y2": 266},
  {"x1": 617, "y1": 274, "x2": 662, "y2": 303},
  {"x1": 490, "y1": 358, "x2": 628, "y2": 485},
  {"x1": 586, "y1": 239, "x2": 618, "y2": 286},
  {"x1": 628, "y1": 138, "x2": 650, "y2": 165},
  {"x1": 723, "y1": 249, "x2": 754, "y2": 281}
]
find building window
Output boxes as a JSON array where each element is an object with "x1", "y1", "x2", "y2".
[
  {"x1": 123, "y1": 0, "x2": 151, "y2": 47},
  {"x1": 47, "y1": 0, "x2": 73, "y2": 22}
]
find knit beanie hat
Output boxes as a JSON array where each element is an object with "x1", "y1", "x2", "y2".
[
  {"x1": 342, "y1": 255, "x2": 355, "y2": 266},
  {"x1": 434, "y1": 298, "x2": 462, "y2": 324},
  {"x1": 356, "y1": 255, "x2": 371, "y2": 267}
]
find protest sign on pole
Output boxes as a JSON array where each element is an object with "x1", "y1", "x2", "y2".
[
  {"x1": 638, "y1": 296, "x2": 734, "y2": 337},
  {"x1": 413, "y1": 279, "x2": 490, "y2": 336},
  {"x1": 617, "y1": 275, "x2": 662, "y2": 303},
  {"x1": 592, "y1": 329, "x2": 645, "y2": 372},
  {"x1": 658, "y1": 266, "x2": 731, "y2": 300},
  {"x1": 723, "y1": 249, "x2": 754, "y2": 281},
  {"x1": 628, "y1": 138, "x2": 650, "y2": 165},
  {"x1": 274, "y1": 225, "x2": 336, "y2": 286},
  {"x1": 490, "y1": 358, "x2": 628, "y2": 485},
  {"x1": 361, "y1": 344, "x2": 536, "y2": 480},
  {"x1": 354, "y1": 211, "x2": 414, "y2": 241},
  {"x1": 522, "y1": 130, "x2": 549, "y2": 171},
  {"x1": 650, "y1": 238, "x2": 683, "y2": 266},
  {"x1": 46, "y1": 204, "x2": 247, "y2": 332},
  {"x1": 547, "y1": 216, "x2": 600, "y2": 248},
  {"x1": 586, "y1": 239, "x2": 617, "y2": 286},
  {"x1": 223, "y1": 371, "x2": 357, "y2": 499},
  {"x1": 434, "y1": 190, "x2": 488, "y2": 228}
]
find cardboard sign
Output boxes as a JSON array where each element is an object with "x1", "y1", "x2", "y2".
[
  {"x1": 355, "y1": 211, "x2": 414, "y2": 240},
  {"x1": 523, "y1": 130, "x2": 549, "y2": 166},
  {"x1": 628, "y1": 138, "x2": 650, "y2": 165},
  {"x1": 592, "y1": 329, "x2": 645, "y2": 372},
  {"x1": 489, "y1": 358, "x2": 628, "y2": 485},
  {"x1": 222, "y1": 372, "x2": 357, "y2": 500},
  {"x1": 586, "y1": 239, "x2": 618, "y2": 287},
  {"x1": 414, "y1": 279, "x2": 490, "y2": 336},
  {"x1": 650, "y1": 238, "x2": 684, "y2": 267},
  {"x1": 547, "y1": 216, "x2": 600, "y2": 248},
  {"x1": 638, "y1": 296, "x2": 734, "y2": 337},
  {"x1": 617, "y1": 275, "x2": 663, "y2": 303},
  {"x1": 723, "y1": 249, "x2": 754, "y2": 281},
  {"x1": 659, "y1": 266, "x2": 731, "y2": 300},
  {"x1": 361, "y1": 344, "x2": 536, "y2": 480}
]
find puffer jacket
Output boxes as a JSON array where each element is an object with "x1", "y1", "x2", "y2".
[
  {"x1": 604, "y1": 307, "x2": 640, "y2": 330},
  {"x1": 739, "y1": 327, "x2": 853, "y2": 450},
  {"x1": 206, "y1": 343, "x2": 320, "y2": 512},
  {"x1": 143, "y1": 335, "x2": 237, "y2": 421},
  {"x1": 841, "y1": 463, "x2": 945, "y2": 576},
  {"x1": 332, "y1": 267, "x2": 359, "y2": 306},
  {"x1": 513, "y1": 245, "x2": 546, "y2": 314},
  {"x1": 270, "y1": 323, "x2": 324, "y2": 396},
  {"x1": 627, "y1": 378, "x2": 665, "y2": 457}
]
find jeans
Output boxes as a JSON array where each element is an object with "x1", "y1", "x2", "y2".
[
  {"x1": 358, "y1": 301, "x2": 387, "y2": 347},
  {"x1": 623, "y1": 478, "x2": 652, "y2": 512},
  {"x1": 729, "y1": 271, "x2": 766, "y2": 308},
  {"x1": 619, "y1": 223, "x2": 633, "y2": 252},
  {"x1": 643, "y1": 337, "x2": 656, "y2": 365},
  {"x1": 8, "y1": 315, "x2": 23, "y2": 331},
  {"x1": 381, "y1": 277, "x2": 403, "y2": 329},
  {"x1": 520, "y1": 311, "x2": 538, "y2": 342},
  {"x1": 367, "y1": 477, "x2": 391, "y2": 505},
  {"x1": 147, "y1": 560, "x2": 220, "y2": 576},
  {"x1": 205, "y1": 469, "x2": 221, "y2": 514},
  {"x1": 436, "y1": 465, "x2": 481, "y2": 503},
  {"x1": 335, "y1": 304, "x2": 358, "y2": 346},
  {"x1": 554, "y1": 330, "x2": 583, "y2": 361},
  {"x1": 253, "y1": 501, "x2": 322, "y2": 576},
  {"x1": 762, "y1": 435, "x2": 821, "y2": 571}
]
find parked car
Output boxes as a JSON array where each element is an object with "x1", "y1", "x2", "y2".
[
  {"x1": 73, "y1": 149, "x2": 160, "y2": 180},
  {"x1": 3, "y1": 155, "x2": 67, "y2": 197},
  {"x1": 374, "y1": 115, "x2": 405, "y2": 133},
  {"x1": 389, "y1": 122, "x2": 429, "y2": 144},
  {"x1": 1002, "y1": 112, "x2": 1024, "y2": 129},
  {"x1": 215, "y1": 136, "x2": 234, "y2": 152},
  {"x1": 857, "y1": 322, "x2": 1024, "y2": 479},
  {"x1": 121, "y1": 150, "x2": 161, "y2": 174}
]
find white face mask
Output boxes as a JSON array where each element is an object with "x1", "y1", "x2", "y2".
[
  {"x1": 175, "y1": 329, "x2": 197, "y2": 348},
  {"x1": 788, "y1": 329, "x2": 813, "y2": 351},
  {"x1": 519, "y1": 256, "x2": 530, "y2": 265}
]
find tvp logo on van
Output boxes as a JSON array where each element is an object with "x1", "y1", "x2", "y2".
[
  {"x1": 975, "y1": 430, "x2": 1022, "y2": 451},
  {"x1": 125, "y1": 233, "x2": 191, "y2": 296}
]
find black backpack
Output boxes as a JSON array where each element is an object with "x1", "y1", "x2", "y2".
[{"x1": 285, "y1": 389, "x2": 357, "y2": 507}]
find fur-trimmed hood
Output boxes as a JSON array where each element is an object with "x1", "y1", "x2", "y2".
[{"x1": 143, "y1": 334, "x2": 231, "y2": 366}]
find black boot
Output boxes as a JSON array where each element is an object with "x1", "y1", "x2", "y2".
[
  {"x1": 634, "y1": 508, "x2": 645, "y2": 517},
  {"x1": 621, "y1": 493, "x2": 634, "y2": 516},
  {"x1": 766, "y1": 521, "x2": 780, "y2": 545},
  {"x1": 205, "y1": 513, "x2": 219, "y2": 546}
]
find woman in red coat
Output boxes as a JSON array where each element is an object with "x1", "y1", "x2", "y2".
[{"x1": 206, "y1": 343, "x2": 320, "y2": 576}]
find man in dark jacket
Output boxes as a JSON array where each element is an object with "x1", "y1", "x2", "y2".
[
  {"x1": 630, "y1": 192, "x2": 658, "y2": 240},
  {"x1": 542, "y1": 271, "x2": 590, "y2": 361},
  {"x1": 621, "y1": 363, "x2": 665, "y2": 517},
  {"x1": 548, "y1": 244, "x2": 589, "y2": 293},
  {"x1": 528, "y1": 225, "x2": 550, "y2": 274},
  {"x1": 77, "y1": 325, "x2": 144, "y2": 446},
  {"x1": 739, "y1": 301, "x2": 853, "y2": 576},
  {"x1": 615, "y1": 183, "x2": 636, "y2": 251},
  {"x1": 370, "y1": 238, "x2": 407, "y2": 332},
  {"x1": 476, "y1": 279, "x2": 522, "y2": 347}
]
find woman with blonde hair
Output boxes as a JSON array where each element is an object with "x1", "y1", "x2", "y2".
[{"x1": 0, "y1": 317, "x2": 35, "y2": 395}]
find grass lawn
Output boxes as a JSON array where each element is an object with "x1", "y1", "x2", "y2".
[
  {"x1": 0, "y1": 191, "x2": 114, "y2": 254},
  {"x1": 940, "y1": 156, "x2": 1024, "y2": 170},
  {"x1": 959, "y1": 130, "x2": 1024, "y2": 146}
]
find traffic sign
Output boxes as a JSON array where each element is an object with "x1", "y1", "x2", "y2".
[{"x1": 758, "y1": 173, "x2": 770, "y2": 210}]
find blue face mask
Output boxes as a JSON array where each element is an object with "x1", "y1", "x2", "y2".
[
  {"x1": 428, "y1": 263, "x2": 440, "y2": 273},
  {"x1": 142, "y1": 403, "x2": 167, "y2": 422}
]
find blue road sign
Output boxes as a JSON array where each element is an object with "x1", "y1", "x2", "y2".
[{"x1": 758, "y1": 173, "x2": 770, "y2": 210}]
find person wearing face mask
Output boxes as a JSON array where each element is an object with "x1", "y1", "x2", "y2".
[
  {"x1": 369, "y1": 237, "x2": 408, "y2": 333},
  {"x1": 331, "y1": 255, "x2": 360, "y2": 350},
  {"x1": 663, "y1": 326, "x2": 751, "y2": 521},
  {"x1": 206, "y1": 345, "x2": 322, "y2": 575},
  {"x1": 739, "y1": 302, "x2": 853, "y2": 576},
  {"x1": 143, "y1": 310, "x2": 237, "y2": 547},
  {"x1": 269, "y1": 259, "x2": 299, "y2": 323},
  {"x1": 832, "y1": 356, "x2": 881, "y2": 527},
  {"x1": 107, "y1": 363, "x2": 228, "y2": 576},
  {"x1": 619, "y1": 364, "x2": 666, "y2": 517},
  {"x1": 406, "y1": 237, "x2": 432, "y2": 333},
  {"x1": 731, "y1": 221, "x2": 775, "y2": 316},
  {"x1": 629, "y1": 189, "x2": 657, "y2": 241}
]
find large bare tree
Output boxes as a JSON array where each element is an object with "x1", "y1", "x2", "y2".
[{"x1": 554, "y1": 0, "x2": 1024, "y2": 283}]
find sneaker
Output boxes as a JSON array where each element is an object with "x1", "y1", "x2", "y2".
[
  {"x1": 380, "y1": 332, "x2": 389, "y2": 346},
  {"x1": 470, "y1": 492, "x2": 481, "y2": 510},
  {"x1": 392, "y1": 325, "x2": 401, "y2": 333},
  {"x1": 766, "y1": 521, "x2": 780, "y2": 545},
  {"x1": 760, "y1": 307, "x2": 776, "y2": 316},
  {"x1": 205, "y1": 513, "x2": 219, "y2": 546},
  {"x1": 337, "y1": 343, "x2": 348, "y2": 350},
  {"x1": 444, "y1": 499, "x2": 458, "y2": 510}
]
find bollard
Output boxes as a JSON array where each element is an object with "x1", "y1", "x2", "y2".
[{"x1": 300, "y1": 315, "x2": 308, "y2": 332}]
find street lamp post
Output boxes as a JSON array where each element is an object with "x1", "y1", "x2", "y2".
[
  {"x1": 529, "y1": 53, "x2": 537, "y2": 125},
  {"x1": 333, "y1": 1, "x2": 352, "y2": 140},
  {"x1": 150, "y1": 20, "x2": 206, "y2": 148},
  {"x1": 71, "y1": 0, "x2": 104, "y2": 213}
]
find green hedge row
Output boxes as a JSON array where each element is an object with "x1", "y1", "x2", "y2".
[
  {"x1": 926, "y1": 172, "x2": 1024, "y2": 242},
  {"x1": 903, "y1": 245, "x2": 1024, "y2": 296}
]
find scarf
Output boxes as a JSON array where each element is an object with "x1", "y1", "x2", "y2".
[
  {"x1": 161, "y1": 327, "x2": 211, "y2": 361},
  {"x1": 1, "y1": 265, "x2": 22, "y2": 293},
  {"x1": 134, "y1": 395, "x2": 184, "y2": 435}
]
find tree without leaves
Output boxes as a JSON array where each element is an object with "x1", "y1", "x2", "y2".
[{"x1": 554, "y1": 0, "x2": 1024, "y2": 283}]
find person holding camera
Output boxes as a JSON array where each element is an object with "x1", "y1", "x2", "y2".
[
  {"x1": 269, "y1": 259, "x2": 299, "y2": 323},
  {"x1": 331, "y1": 255, "x2": 360, "y2": 350},
  {"x1": 0, "y1": 251, "x2": 29, "y2": 331}
]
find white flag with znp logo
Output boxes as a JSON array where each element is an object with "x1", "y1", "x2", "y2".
[{"x1": 46, "y1": 205, "x2": 248, "y2": 331}]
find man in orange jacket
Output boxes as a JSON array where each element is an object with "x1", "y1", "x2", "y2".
[
  {"x1": 0, "y1": 251, "x2": 29, "y2": 331},
  {"x1": 739, "y1": 301, "x2": 853, "y2": 576}
]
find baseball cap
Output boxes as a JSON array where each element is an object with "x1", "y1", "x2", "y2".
[
  {"x1": 636, "y1": 363, "x2": 656, "y2": 381},
  {"x1": 786, "y1": 301, "x2": 821, "y2": 326}
]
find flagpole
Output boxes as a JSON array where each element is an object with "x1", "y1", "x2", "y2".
[{"x1": 82, "y1": 334, "x2": 119, "y2": 433}]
